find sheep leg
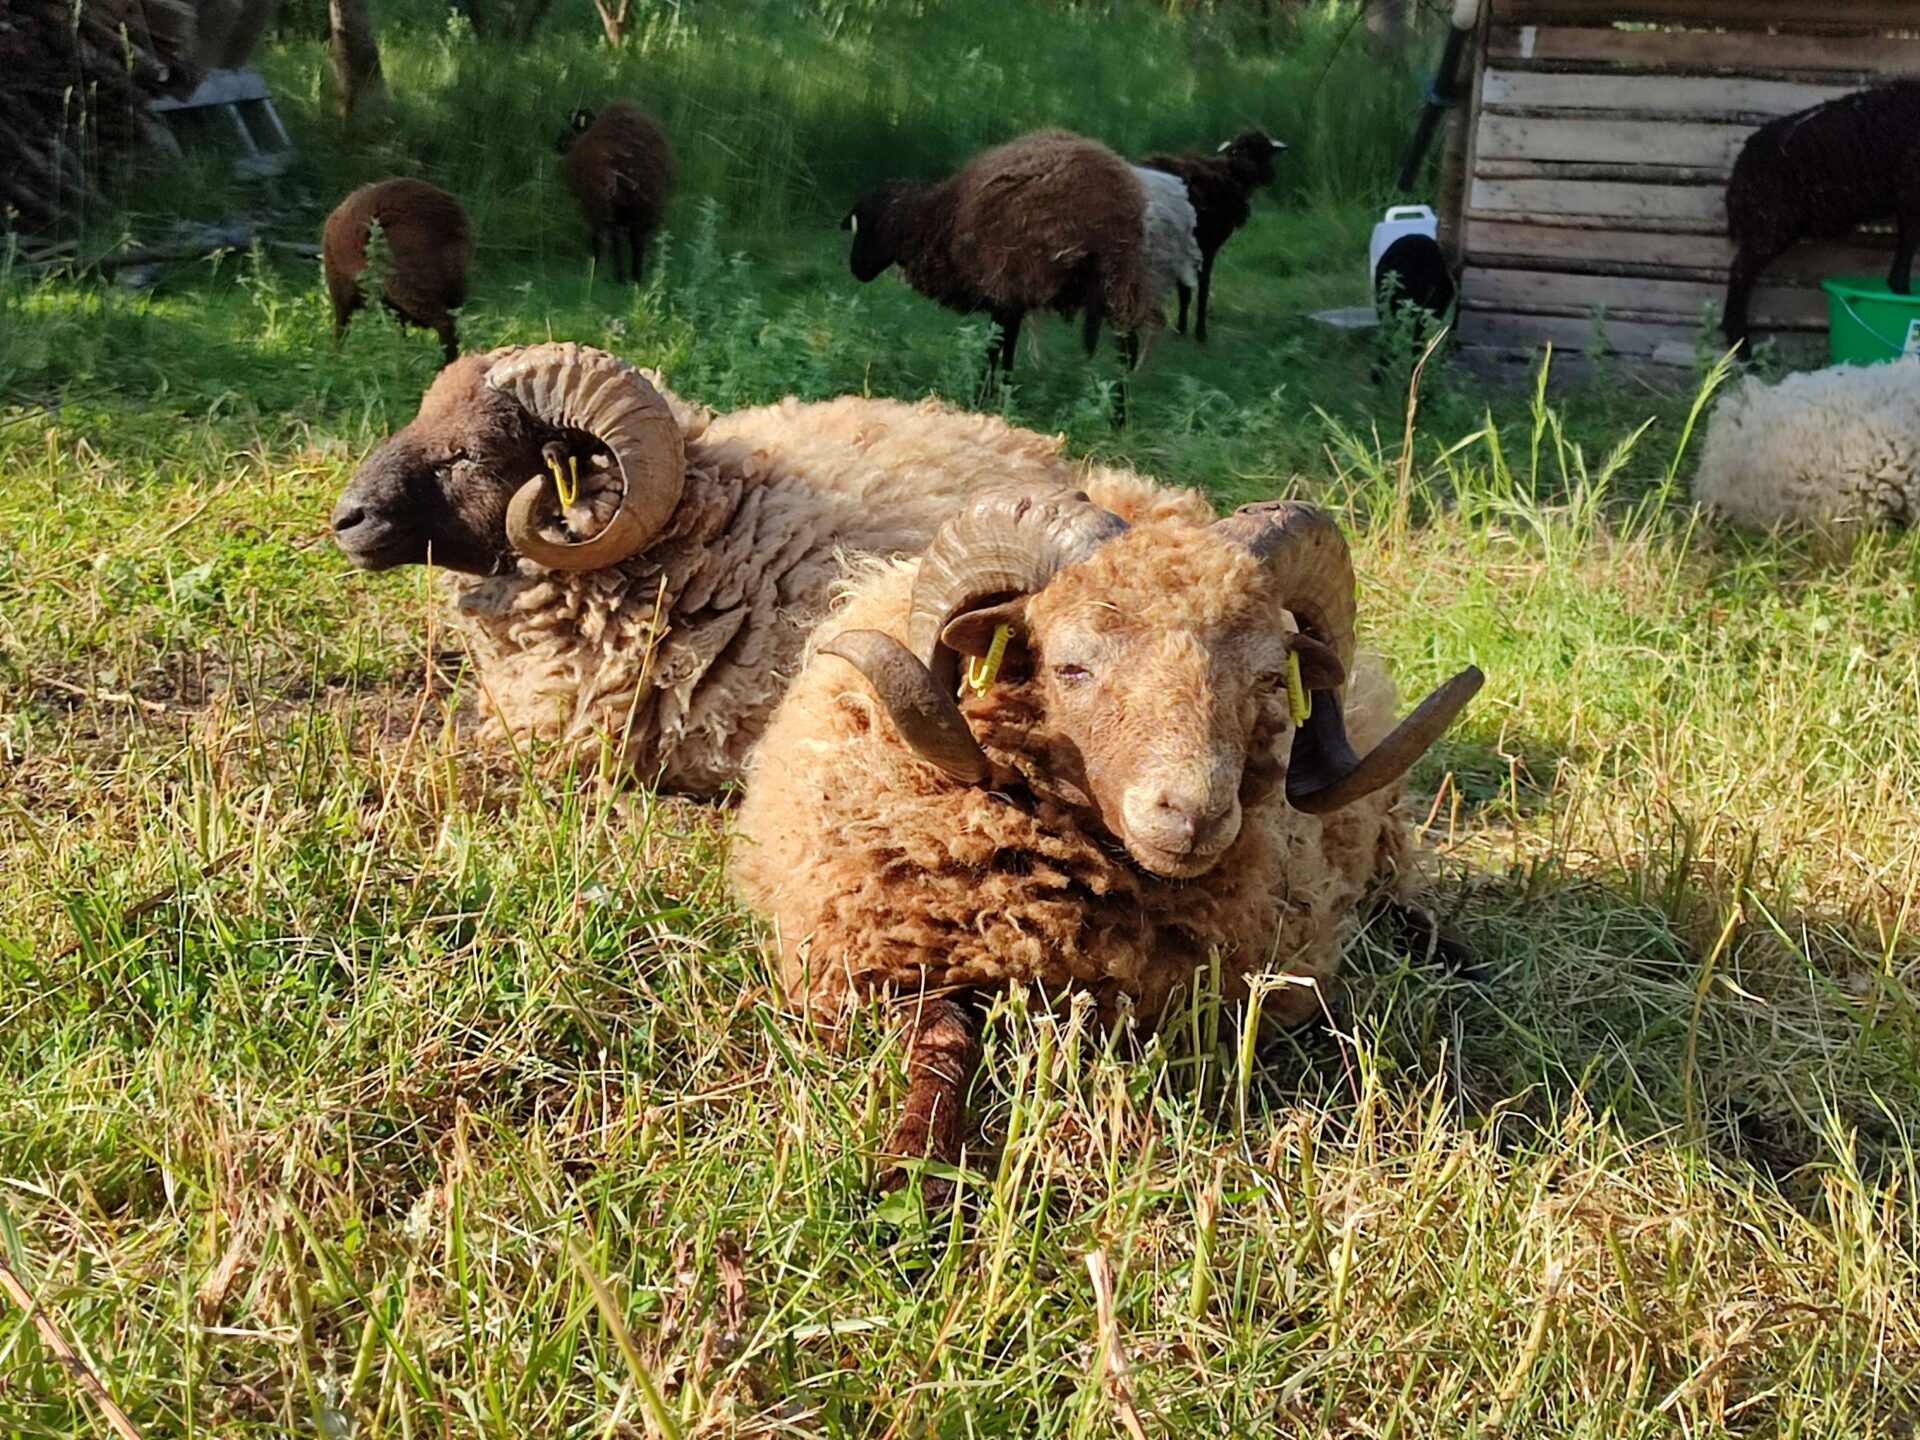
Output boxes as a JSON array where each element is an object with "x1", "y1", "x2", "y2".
[
  {"x1": 1722, "y1": 244, "x2": 1776, "y2": 355},
  {"x1": 879, "y1": 993, "x2": 982, "y2": 1207},
  {"x1": 435, "y1": 319, "x2": 459, "y2": 368},
  {"x1": 977, "y1": 308, "x2": 1020, "y2": 406},
  {"x1": 1175, "y1": 281, "x2": 1192, "y2": 335},
  {"x1": 995, "y1": 307, "x2": 1022, "y2": 376},
  {"x1": 628, "y1": 226, "x2": 646, "y2": 285},
  {"x1": 1194, "y1": 253, "x2": 1215, "y2": 344},
  {"x1": 1890, "y1": 214, "x2": 1915, "y2": 297},
  {"x1": 1111, "y1": 330, "x2": 1139, "y2": 428}
]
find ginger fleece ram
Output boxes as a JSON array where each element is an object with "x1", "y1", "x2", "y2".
[
  {"x1": 732, "y1": 486, "x2": 1482, "y2": 1193},
  {"x1": 1693, "y1": 362, "x2": 1920, "y2": 528},
  {"x1": 331, "y1": 343, "x2": 1158, "y2": 793}
]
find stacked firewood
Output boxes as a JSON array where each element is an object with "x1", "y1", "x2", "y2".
[{"x1": 0, "y1": 1, "x2": 207, "y2": 233}]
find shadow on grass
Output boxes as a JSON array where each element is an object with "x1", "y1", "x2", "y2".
[{"x1": 1270, "y1": 857, "x2": 1920, "y2": 1202}]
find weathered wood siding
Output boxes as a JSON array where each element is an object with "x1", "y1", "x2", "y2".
[{"x1": 1456, "y1": 0, "x2": 1917, "y2": 366}]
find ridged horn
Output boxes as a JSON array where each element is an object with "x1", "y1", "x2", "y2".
[
  {"x1": 1214, "y1": 500, "x2": 1482, "y2": 812},
  {"x1": 825, "y1": 488, "x2": 1125, "y2": 784},
  {"x1": 493, "y1": 343, "x2": 685, "y2": 572},
  {"x1": 821, "y1": 630, "x2": 989, "y2": 783},
  {"x1": 907, "y1": 489, "x2": 1129, "y2": 678}
]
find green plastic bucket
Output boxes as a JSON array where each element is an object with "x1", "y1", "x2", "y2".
[{"x1": 1822, "y1": 275, "x2": 1920, "y2": 365}]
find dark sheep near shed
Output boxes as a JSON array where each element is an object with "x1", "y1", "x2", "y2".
[
  {"x1": 1722, "y1": 81, "x2": 1920, "y2": 355},
  {"x1": 560, "y1": 103, "x2": 679, "y2": 283},
  {"x1": 1139, "y1": 128, "x2": 1287, "y2": 342},
  {"x1": 1372, "y1": 233, "x2": 1456, "y2": 380},
  {"x1": 322, "y1": 178, "x2": 473, "y2": 367}
]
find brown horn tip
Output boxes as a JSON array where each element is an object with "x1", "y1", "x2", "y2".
[
  {"x1": 822, "y1": 630, "x2": 990, "y2": 784},
  {"x1": 1287, "y1": 665, "x2": 1484, "y2": 814}
]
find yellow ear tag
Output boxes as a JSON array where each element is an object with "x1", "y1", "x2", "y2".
[
  {"x1": 964, "y1": 623, "x2": 1012, "y2": 697},
  {"x1": 1286, "y1": 650, "x2": 1312, "y2": 726},
  {"x1": 549, "y1": 451, "x2": 580, "y2": 509}
]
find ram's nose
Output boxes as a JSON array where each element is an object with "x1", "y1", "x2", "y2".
[
  {"x1": 331, "y1": 499, "x2": 367, "y2": 535},
  {"x1": 1121, "y1": 782, "x2": 1239, "y2": 859}
]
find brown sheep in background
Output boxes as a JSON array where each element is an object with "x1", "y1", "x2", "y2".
[
  {"x1": 560, "y1": 103, "x2": 679, "y2": 282},
  {"x1": 321, "y1": 178, "x2": 472, "y2": 366},
  {"x1": 842, "y1": 130, "x2": 1157, "y2": 414}
]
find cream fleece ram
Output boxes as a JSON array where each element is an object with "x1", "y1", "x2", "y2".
[
  {"x1": 731, "y1": 472, "x2": 1412, "y2": 1031},
  {"x1": 447, "y1": 386, "x2": 1157, "y2": 793},
  {"x1": 1693, "y1": 362, "x2": 1920, "y2": 528}
]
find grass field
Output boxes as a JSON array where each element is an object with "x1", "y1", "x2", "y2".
[{"x1": 3, "y1": 2, "x2": 1919, "y2": 1436}]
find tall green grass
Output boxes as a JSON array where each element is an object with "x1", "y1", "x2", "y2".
[{"x1": 258, "y1": 0, "x2": 1420, "y2": 248}]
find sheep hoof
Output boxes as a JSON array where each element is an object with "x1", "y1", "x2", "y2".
[{"x1": 877, "y1": 1113, "x2": 964, "y2": 1211}]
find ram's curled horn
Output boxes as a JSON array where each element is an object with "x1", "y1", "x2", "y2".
[
  {"x1": 821, "y1": 630, "x2": 989, "y2": 783},
  {"x1": 828, "y1": 488, "x2": 1125, "y2": 784},
  {"x1": 493, "y1": 342, "x2": 686, "y2": 572},
  {"x1": 908, "y1": 488, "x2": 1129, "y2": 669},
  {"x1": 1214, "y1": 499, "x2": 1484, "y2": 813},
  {"x1": 1212, "y1": 500, "x2": 1357, "y2": 668}
]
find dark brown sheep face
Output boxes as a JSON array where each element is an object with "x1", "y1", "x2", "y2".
[
  {"x1": 332, "y1": 355, "x2": 554, "y2": 575},
  {"x1": 842, "y1": 187, "x2": 904, "y2": 282},
  {"x1": 1218, "y1": 129, "x2": 1287, "y2": 187},
  {"x1": 1014, "y1": 528, "x2": 1342, "y2": 880}
]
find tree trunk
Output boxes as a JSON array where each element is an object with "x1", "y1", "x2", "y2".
[{"x1": 328, "y1": 0, "x2": 386, "y2": 119}]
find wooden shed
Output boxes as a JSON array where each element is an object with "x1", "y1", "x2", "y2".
[{"x1": 1449, "y1": 0, "x2": 1920, "y2": 369}]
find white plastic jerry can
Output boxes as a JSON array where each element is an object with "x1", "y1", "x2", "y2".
[{"x1": 1370, "y1": 204, "x2": 1439, "y2": 292}]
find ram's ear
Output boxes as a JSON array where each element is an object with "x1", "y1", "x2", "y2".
[
  {"x1": 941, "y1": 599, "x2": 1027, "y2": 657},
  {"x1": 1289, "y1": 633, "x2": 1345, "y2": 691}
]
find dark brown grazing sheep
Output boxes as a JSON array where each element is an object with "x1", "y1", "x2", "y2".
[
  {"x1": 560, "y1": 103, "x2": 678, "y2": 282},
  {"x1": 321, "y1": 178, "x2": 473, "y2": 367},
  {"x1": 1723, "y1": 81, "x2": 1920, "y2": 355},
  {"x1": 1140, "y1": 128, "x2": 1287, "y2": 342},
  {"x1": 842, "y1": 130, "x2": 1156, "y2": 414}
]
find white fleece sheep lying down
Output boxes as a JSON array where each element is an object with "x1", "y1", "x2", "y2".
[{"x1": 1693, "y1": 362, "x2": 1920, "y2": 527}]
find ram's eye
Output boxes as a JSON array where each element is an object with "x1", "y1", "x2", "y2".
[{"x1": 1052, "y1": 663, "x2": 1093, "y2": 684}]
